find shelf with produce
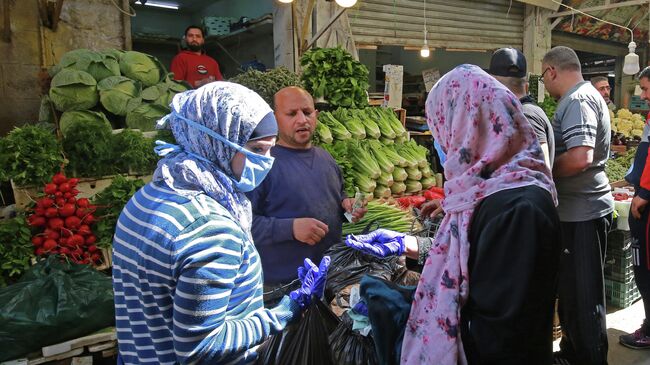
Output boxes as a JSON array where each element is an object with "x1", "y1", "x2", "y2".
[{"x1": 205, "y1": 17, "x2": 273, "y2": 49}]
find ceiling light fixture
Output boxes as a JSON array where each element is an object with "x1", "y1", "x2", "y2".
[
  {"x1": 420, "y1": 0, "x2": 430, "y2": 58},
  {"x1": 277, "y1": 0, "x2": 294, "y2": 3},
  {"x1": 335, "y1": 0, "x2": 358, "y2": 7},
  {"x1": 141, "y1": 1, "x2": 179, "y2": 10}
]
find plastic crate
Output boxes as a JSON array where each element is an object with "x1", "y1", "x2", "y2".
[
  {"x1": 605, "y1": 247, "x2": 635, "y2": 282},
  {"x1": 605, "y1": 278, "x2": 641, "y2": 308},
  {"x1": 608, "y1": 230, "x2": 631, "y2": 251}
]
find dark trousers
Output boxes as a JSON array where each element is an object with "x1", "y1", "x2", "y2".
[
  {"x1": 629, "y1": 207, "x2": 650, "y2": 325},
  {"x1": 558, "y1": 215, "x2": 612, "y2": 365}
]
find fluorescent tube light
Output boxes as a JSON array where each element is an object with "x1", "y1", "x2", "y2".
[{"x1": 142, "y1": 1, "x2": 179, "y2": 10}]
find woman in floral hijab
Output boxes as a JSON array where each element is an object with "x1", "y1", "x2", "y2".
[{"x1": 347, "y1": 65, "x2": 561, "y2": 364}]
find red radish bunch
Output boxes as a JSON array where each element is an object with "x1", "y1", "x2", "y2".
[{"x1": 28, "y1": 172, "x2": 101, "y2": 265}]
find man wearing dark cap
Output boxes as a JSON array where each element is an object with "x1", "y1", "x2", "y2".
[{"x1": 489, "y1": 47, "x2": 554, "y2": 169}]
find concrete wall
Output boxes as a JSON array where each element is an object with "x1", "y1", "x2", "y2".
[{"x1": 0, "y1": 0, "x2": 127, "y2": 136}]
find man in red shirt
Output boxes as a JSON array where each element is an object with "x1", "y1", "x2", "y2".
[{"x1": 171, "y1": 25, "x2": 223, "y2": 88}]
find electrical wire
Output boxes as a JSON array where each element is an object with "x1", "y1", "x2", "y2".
[
  {"x1": 551, "y1": 0, "x2": 634, "y2": 43},
  {"x1": 110, "y1": 0, "x2": 136, "y2": 17}
]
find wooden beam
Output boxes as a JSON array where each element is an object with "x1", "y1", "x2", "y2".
[
  {"x1": 304, "y1": 7, "x2": 346, "y2": 52},
  {"x1": 122, "y1": 0, "x2": 132, "y2": 50},
  {"x1": 552, "y1": 30, "x2": 630, "y2": 57},
  {"x1": 299, "y1": 0, "x2": 315, "y2": 51},
  {"x1": 547, "y1": 0, "x2": 648, "y2": 19},
  {"x1": 514, "y1": 0, "x2": 560, "y2": 11},
  {"x1": 550, "y1": 17, "x2": 563, "y2": 29}
]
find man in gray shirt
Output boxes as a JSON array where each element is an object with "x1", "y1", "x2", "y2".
[
  {"x1": 542, "y1": 46, "x2": 614, "y2": 365},
  {"x1": 488, "y1": 47, "x2": 555, "y2": 168}
]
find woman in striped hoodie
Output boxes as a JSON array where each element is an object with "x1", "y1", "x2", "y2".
[{"x1": 112, "y1": 82, "x2": 329, "y2": 365}]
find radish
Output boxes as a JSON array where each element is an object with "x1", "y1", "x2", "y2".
[
  {"x1": 43, "y1": 239, "x2": 57, "y2": 251},
  {"x1": 69, "y1": 234, "x2": 84, "y2": 247},
  {"x1": 55, "y1": 197, "x2": 66, "y2": 206},
  {"x1": 65, "y1": 216, "x2": 81, "y2": 229},
  {"x1": 39, "y1": 198, "x2": 54, "y2": 208},
  {"x1": 52, "y1": 173, "x2": 67, "y2": 185},
  {"x1": 31, "y1": 236, "x2": 44, "y2": 246},
  {"x1": 91, "y1": 253, "x2": 101, "y2": 263},
  {"x1": 48, "y1": 218, "x2": 64, "y2": 230},
  {"x1": 59, "y1": 203, "x2": 76, "y2": 217},
  {"x1": 82, "y1": 214, "x2": 96, "y2": 225},
  {"x1": 77, "y1": 198, "x2": 90, "y2": 208},
  {"x1": 68, "y1": 178, "x2": 79, "y2": 186},
  {"x1": 29, "y1": 216, "x2": 46, "y2": 227},
  {"x1": 66, "y1": 197, "x2": 76, "y2": 205},
  {"x1": 88, "y1": 244, "x2": 98, "y2": 253},
  {"x1": 75, "y1": 207, "x2": 87, "y2": 218},
  {"x1": 58, "y1": 183, "x2": 71, "y2": 193},
  {"x1": 78, "y1": 224, "x2": 92, "y2": 236},
  {"x1": 60, "y1": 247, "x2": 71, "y2": 255},
  {"x1": 34, "y1": 207, "x2": 46, "y2": 216},
  {"x1": 44, "y1": 207, "x2": 58, "y2": 218},
  {"x1": 35, "y1": 248, "x2": 45, "y2": 256},
  {"x1": 55, "y1": 191, "x2": 63, "y2": 198},
  {"x1": 85, "y1": 235, "x2": 96, "y2": 245},
  {"x1": 44, "y1": 183, "x2": 58, "y2": 195},
  {"x1": 47, "y1": 230, "x2": 60, "y2": 240}
]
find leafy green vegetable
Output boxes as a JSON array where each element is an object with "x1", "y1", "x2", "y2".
[
  {"x1": 229, "y1": 67, "x2": 303, "y2": 106},
  {"x1": 111, "y1": 129, "x2": 158, "y2": 175},
  {"x1": 333, "y1": 108, "x2": 366, "y2": 139},
  {"x1": 321, "y1": 142, "x2": 355, "y2": 196},
  {"x1": 59, "y1": 110, "x2": 112, "y2": 137},
  {"x1": 0, "y1": 214, "x2": 34, "y2": 287},
  {"x1": 390, "y1": 181, "x2": 407, "y2": 195},
  {"x1": 392, "y1": 167, "x2": 408, "y2": 182},
  {"x1": 406, "y1": 167, "x2": 422, "y2": 181},
  {"x1": 119, "y1": 51, "x2": 166, "y2": 87},
  {"x1": 313, "y1": 121, "x2": 333, "y2": 145},
  {"x1": 319, "y1": 111, "x2": 351, "y2": 141},
  {"x1": 50, "y1": 49, "x2": 121, "y2": 82},
  {"x1": 374, "y1": 185, "x2": 392, "y2": 199},
  {"x1": 355, "y1": 109, "x2": 381, "y2": 139},
  {"x1": 540, "y1": 95, "x2": 557, "y2": 121},
  {"x1": 0, "y1": 125, "x2": 64, "y2": 186},
  {"x1": 421, "y1": 176, "x2": 436, "y2": 189},
  {"x1": 92, "y1": 175, "x2": 146, "y2": 249},
  {"x1": 342, "y1": 201, "x2": 415, "y2": 236},
  {"x1": 405, "y1": 180, "x2": 423, "y2": 193},
  {"x1": 348, "y1": 140, "x2": 381, "y2": 179},
  {"x1": 365, "y1": 140, "x2": 394, "y2": 173},
  {"x1": 49, "y1": 69, "x2": 99, "y2": 112},
  {"x1": 63, "y1": 118, "x2": 116, "y2": 177},
  {"x1": 300, "y1": 47, "x2": 369, "y2": 108},
  {"x1": 98, "y1": 76, "x2": 142, "y2": 116},
  {"x1": 125, "y1": 103, "x2": 168, "y2": 131},
  {"x1": 141, "y1": 75, "x2": 190, "y2": 110},
  {"x1": 377, "y1": 170, "x2": 394, "y2": 187}
]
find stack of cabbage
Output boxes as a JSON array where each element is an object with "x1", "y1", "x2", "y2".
[
  {"x1": 611, "y1": 108, "x2": 645, "y2": 138},
  {"x1": 45, "y1": 49, "x2": 189, "y2": 134},
  {"x1": 317, "y1": 107, "x2": 436, "y2": 199}
]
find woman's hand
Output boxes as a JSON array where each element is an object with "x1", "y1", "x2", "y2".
[
  {"x1": 420, "y1": 199, "x2": 444, "y2": 219},
  {"x1": 289, "y1": 256, "x2": 330, "y2": 308}
]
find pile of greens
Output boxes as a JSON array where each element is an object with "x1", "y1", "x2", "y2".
[
  {"x1": 342, "y1": 201, "x2": 416, "y2": 236},
  {"x1": 540, "y1": 95, "x2": 558, "y2": 121},
  {"x1": 606, "y1": 148, "x2": 636, "y2": 182},
  {"x1": 229, "y1": 67, "x2": 303, "y2": 106},
  {"x1": 300, "y1": 47, "x2": 369, "y2": 108},
  {"x1": 0, "y1": 214, "x2": 34, "y2": 287}
]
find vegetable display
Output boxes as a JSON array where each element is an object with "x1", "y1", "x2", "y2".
[
  {"x1": 314, "y1": 107, "x2": 436, "y2": 197},
  {"x1": 0, "y1": 214, "x2": 34, "y2": 287},
  {"x1": 300, "y1": 47, "x2": 369, "y2": 108},
  {"x1": 342, "y1": 200, "x2": 417, "y2": 237},
  {"x1": 27, "y1": 172, "x2": 102, "y2": 265},
  {"x1": 606, "y1": 148, "x2": 636, "y2": 182},
  {"x1": 229, "y1": 67, "x2": 302, "y2": 106},
  {"x1": 611, "y1": 108, "x2": 645, "y2": 140}
]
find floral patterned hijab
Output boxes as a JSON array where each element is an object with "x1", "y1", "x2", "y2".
[
  {"x1": 401, "y1": 65, "x2": 557, "y2": 364},
  {"x1": 153, "y1": 82, "x2": 273, "y2": 236}
]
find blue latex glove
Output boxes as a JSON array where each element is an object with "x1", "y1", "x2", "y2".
[
  {"x1": 289, "y1": 256, "x2": 331, "y2": 308},
  {"x1": 345, "y1": 229, "x2": 406, "y2": 258}
]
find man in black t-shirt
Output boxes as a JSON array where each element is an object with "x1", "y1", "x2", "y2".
[{"x1": 489, "y1": 47, "x2": 555, "y2": 169}]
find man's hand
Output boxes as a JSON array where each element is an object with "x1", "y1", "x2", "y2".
[
  {"x1": 420, "y1": 199, "x2": 444, "y2": 219},
  {"x1": 631, "y1": 195, "x2": 649, "y2": 219},
  {"x1": 293, "y1": 218, "x2": 329, "y2": 245},
  {"x1": 342, "y1": 198, "x2": 367, "y2": 223}
]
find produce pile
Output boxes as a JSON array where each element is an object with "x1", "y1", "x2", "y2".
[
  {"x1": 44, "y1": 49, "x2": 189, "y2": 132},
  {"x1": 300, "y1": 47, "x2": 369, "y2": 108},
  {"x1": 27, "y1": 172, "x2": 101, "y2": 265},
  {"x1": 316, "y1": 107, "x2": 436, "y2": 198},
  {"x1": 342, "y1": 200, "x2": 418, "y2": 237},
  {"x1": 606, "y1": 148, "x2": 636, "y2": 182},
  {"x1": 229, "y1": 67, "x2": 302, "y2": 106},
  {"x1": 540, "y1": 95, "x2": 557, "y2": 121},
  {"x1": 611, "y1": 108, "x2": 645, "y2": 141}
]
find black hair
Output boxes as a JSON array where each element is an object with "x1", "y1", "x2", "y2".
[
  {"x1": 639, "y1": 66, "x2": 650, "y2": 81},
  {"x1": 184, "y1": 25, "x2": 204, "y2": 37}
]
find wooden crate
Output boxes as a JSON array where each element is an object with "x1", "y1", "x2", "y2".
[{"x1": 11, "y1": 174, "x2": 152, "y2": 210}]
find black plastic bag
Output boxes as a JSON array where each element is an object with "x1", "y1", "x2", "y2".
[
  {"x1": 324, "y1": 243, "x2": 401, "y2": 303},
  {"x1": 257, "y1": 297, "x2": 339, "y2": 365},
  {"x1": 329, "y1": 312, "x2": 379, "y2": 365},
  {"x1": 0, "y1": 256, "x2": 115, "y2": 361}
]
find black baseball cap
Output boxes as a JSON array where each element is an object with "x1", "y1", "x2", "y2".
[{"x1": 488, "y1": 48, "x2": 527, "y2": 78}]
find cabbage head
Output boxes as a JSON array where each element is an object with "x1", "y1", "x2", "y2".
[
  {"x1": 51, "y1": 49, "x2": 120, "y2": 82},
  {"x1": 98, "y1": 76, "x2": 142, "y2": 116},
  {"x1": 126, "y1": 103, "x2": 168, "y2": 131},
  {"x1": 119, "y1": 51, "x2": 165, "y2": 87},
  {"x1": 49, "y1": 69, "x2": 98, "y2": 112},
  {"x1": 59, "y1": 110, "x2": 112, "y2": 137},
  {"x1": 142, "y1": 77, "x2": 190, "y2": 110}
]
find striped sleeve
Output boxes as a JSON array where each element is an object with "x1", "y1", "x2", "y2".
[
  {"x1": 171, "y1": 216, "x2": 300, "y2": 364},
  {"x1": 561, "y1": 99, "x2": 598, "y2": 149}
]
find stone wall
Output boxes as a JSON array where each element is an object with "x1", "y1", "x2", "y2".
[{"x1": 0, "y1": 0, "x2": 128, "y2": 136}]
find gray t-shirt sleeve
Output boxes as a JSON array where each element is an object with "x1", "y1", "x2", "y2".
[
  {"x1": 560, "y1": 99, "x2": 598, "y2": 149},
  {"x1": 522, "y1": 105, "x2": 548, "y2": 144}
]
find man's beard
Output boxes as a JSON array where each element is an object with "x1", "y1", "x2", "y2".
[{"x1": 187, "y1": 43, "x2": 202, "y2": 52}]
